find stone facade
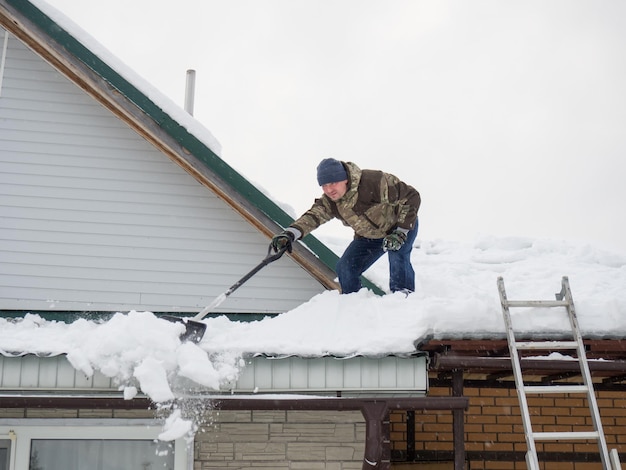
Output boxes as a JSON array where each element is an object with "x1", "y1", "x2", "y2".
[{"x1": 194, "y1": 410, "x2": 366, "y2": 469}]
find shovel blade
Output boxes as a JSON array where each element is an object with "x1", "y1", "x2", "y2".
[{"x1": 161, "y1": 315, "x2": 207, "y2": 343}]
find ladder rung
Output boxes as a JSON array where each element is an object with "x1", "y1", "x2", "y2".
[
  {"x1": 532, "y1": 431, "x2": 599, "y2": 441},
  {"x1": 524, "y1": 385, "x2": 589, "y2": 394},
  {"x1": 506, "y1": 300, "x2": 569, "y2": 308},
  {"x1": 514, "y1": 341, "x2": 579, "y2": 350}
]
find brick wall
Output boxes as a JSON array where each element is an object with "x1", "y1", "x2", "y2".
[
  {"x1": 390, "y1": 386, "x2": 626, "y2": 469},
  {"x1": 195, "y1": 409, "x2": 365, "y2": 470}
]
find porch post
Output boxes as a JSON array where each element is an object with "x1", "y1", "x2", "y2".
[{"x1": 452, "y1": 369, "x2": 466, "y2": 470}]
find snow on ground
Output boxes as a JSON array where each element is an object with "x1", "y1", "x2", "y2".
[{"x1": 1, "y1": 235, "x2": 625, "y2": 440}]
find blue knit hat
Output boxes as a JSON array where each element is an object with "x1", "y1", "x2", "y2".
[{"x1": 316, "y1": 158, "x2": 348, "y2": 186}]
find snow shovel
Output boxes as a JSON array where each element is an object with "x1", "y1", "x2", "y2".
[{"x1": 162, "y1": 245, "x2": 288, "y2": 343}]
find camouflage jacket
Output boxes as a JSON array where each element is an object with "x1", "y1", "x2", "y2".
[{"x1": 290, "y1": 161, "x2": 421, "y2": 239}]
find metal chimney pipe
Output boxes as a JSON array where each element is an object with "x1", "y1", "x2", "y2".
[{"x1": 184, "y1": 69, "x2": 196, "y2": 115}]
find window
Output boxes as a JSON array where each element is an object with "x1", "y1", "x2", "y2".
[
  {"x1": 30, "y1": 439, "x2": 173, "y2": 470},
  {"x1": 0, "y1": 438, "x2": 11, "y2": 470},
  {"x1": 0, "y1": 420, "x2": 190, "y2": 470}
]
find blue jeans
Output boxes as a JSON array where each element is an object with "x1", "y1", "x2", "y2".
[{"x1": 335, "y1": 220, "x2": 419, "y2": 294}]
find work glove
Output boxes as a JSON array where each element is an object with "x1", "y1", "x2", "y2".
[
  {"x1": 271, "y1": 230, "x2": 295, "y2": 253},
  {"x1": 382, "y1": 229, "x2": 408, "y2": 252}
]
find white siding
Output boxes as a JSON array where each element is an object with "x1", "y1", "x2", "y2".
[
  {"x1": 228, "y1": 355, "x2": 428, "y2": 396},
  {"x1": 0, "y1": 355, "x2": 114, "y2": 390},
  {"x1": 0, "y1": 33, "x2": 325, "y2": 314},
  {"x1": 0, "y1": 355, "x2": 428, "y2": 396}
]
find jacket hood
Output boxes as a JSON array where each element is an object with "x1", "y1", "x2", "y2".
[{"x1": 340, "y1": 161, "x2": 362, "y2": 207}]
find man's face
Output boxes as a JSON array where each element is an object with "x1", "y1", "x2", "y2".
[{"x1": 322, "y1": 180, "x2": 349, "y2": 201}]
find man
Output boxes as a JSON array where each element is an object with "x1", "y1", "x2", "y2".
[{"x1": 271, "y1": 158, "x2": 421, "y2": 294}]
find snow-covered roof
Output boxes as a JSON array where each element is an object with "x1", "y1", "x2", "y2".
[{"x1": 2, "y1": 236, "x2": 625, "y2": 391}]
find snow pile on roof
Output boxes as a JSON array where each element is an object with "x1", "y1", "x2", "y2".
[
  {"x1": 2, "y1": 236, "x2": 625, "y2": 435},
  {"x1": 201, "y1": 236, "x2": 626, "y2": 358}
]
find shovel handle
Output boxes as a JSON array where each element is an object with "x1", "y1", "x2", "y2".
[
  {"x1": 266, "y1": 243, "x2": 289, "y2": 261},
  {"x1": 194, "y1": 244, "x2": 288, "y2": 320},
  {"x1": 226, "y1": 244, "x2": 287, "y2": 294}
]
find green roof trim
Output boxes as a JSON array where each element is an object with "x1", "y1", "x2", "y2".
[
  {"x1": 1, "y1": 310, "x2": 278, "y2": 324},
  {"x1": 7, "y1": 0, "x2": 384, "y2": 296}
]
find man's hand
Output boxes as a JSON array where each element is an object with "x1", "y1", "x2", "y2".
[
  {"x1": 271, "y1": 230, "x2": 295, "y2": 253},
  {"x1": 382, "y1": 230, "x2": 408, "y2": 252}
]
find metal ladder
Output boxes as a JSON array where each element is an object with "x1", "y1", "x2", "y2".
[{"x1": 498, "y1": 276, "x2": 621, "y2": 470}]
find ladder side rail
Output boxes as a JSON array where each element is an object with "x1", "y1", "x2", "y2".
[
  {"x1": 498, "y1": 277, "x2": 540, "y2": 470},
  {"x1": 561, "y1": 277, "x2": 612, "y2": 469},
  {"x1": 610, "y1": 449, "x2": 622, "y2": 470},
  {"x1": 526, "y1": 451, "x2": 539, "y2": 470}
]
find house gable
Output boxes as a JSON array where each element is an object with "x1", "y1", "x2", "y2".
[
  {"x1": 0, "y1": 0, "x2": 384, "y2": 304},
  {"x1": 0, "y1": 29, "x2": 336, "y2": 313},
  {"x1": 0, "y1": 0, "x2": 383, "y2": 294}
]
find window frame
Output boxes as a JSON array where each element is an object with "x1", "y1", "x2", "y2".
[
  {"x1": 0, "y1": 435, "x2": 14, "y2": 470},
  {"x1": 0, "y1": 419, "x2": 190, "y2": 470}
]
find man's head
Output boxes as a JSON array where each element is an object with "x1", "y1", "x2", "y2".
[{"x1": 317, "y1": 158, "x2": 349, "y2": 201}]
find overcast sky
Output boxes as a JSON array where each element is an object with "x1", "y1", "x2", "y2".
[{"x1": 43, "y1": 0, "x2": 626, "y2": 253}]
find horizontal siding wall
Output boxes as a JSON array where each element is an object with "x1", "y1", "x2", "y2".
[
  {"x1": 0, "y1": 355, "x2": 115, "y2": 391},
  {"x1": 229, "y1": 355, "x2": 429, "y2": 396},
  {"x1": 0, "y1": 355, "x2": 427, "y2": 396},
  {"x1": 0, "y1": 32, "x2": 325, "y2": 314}
]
